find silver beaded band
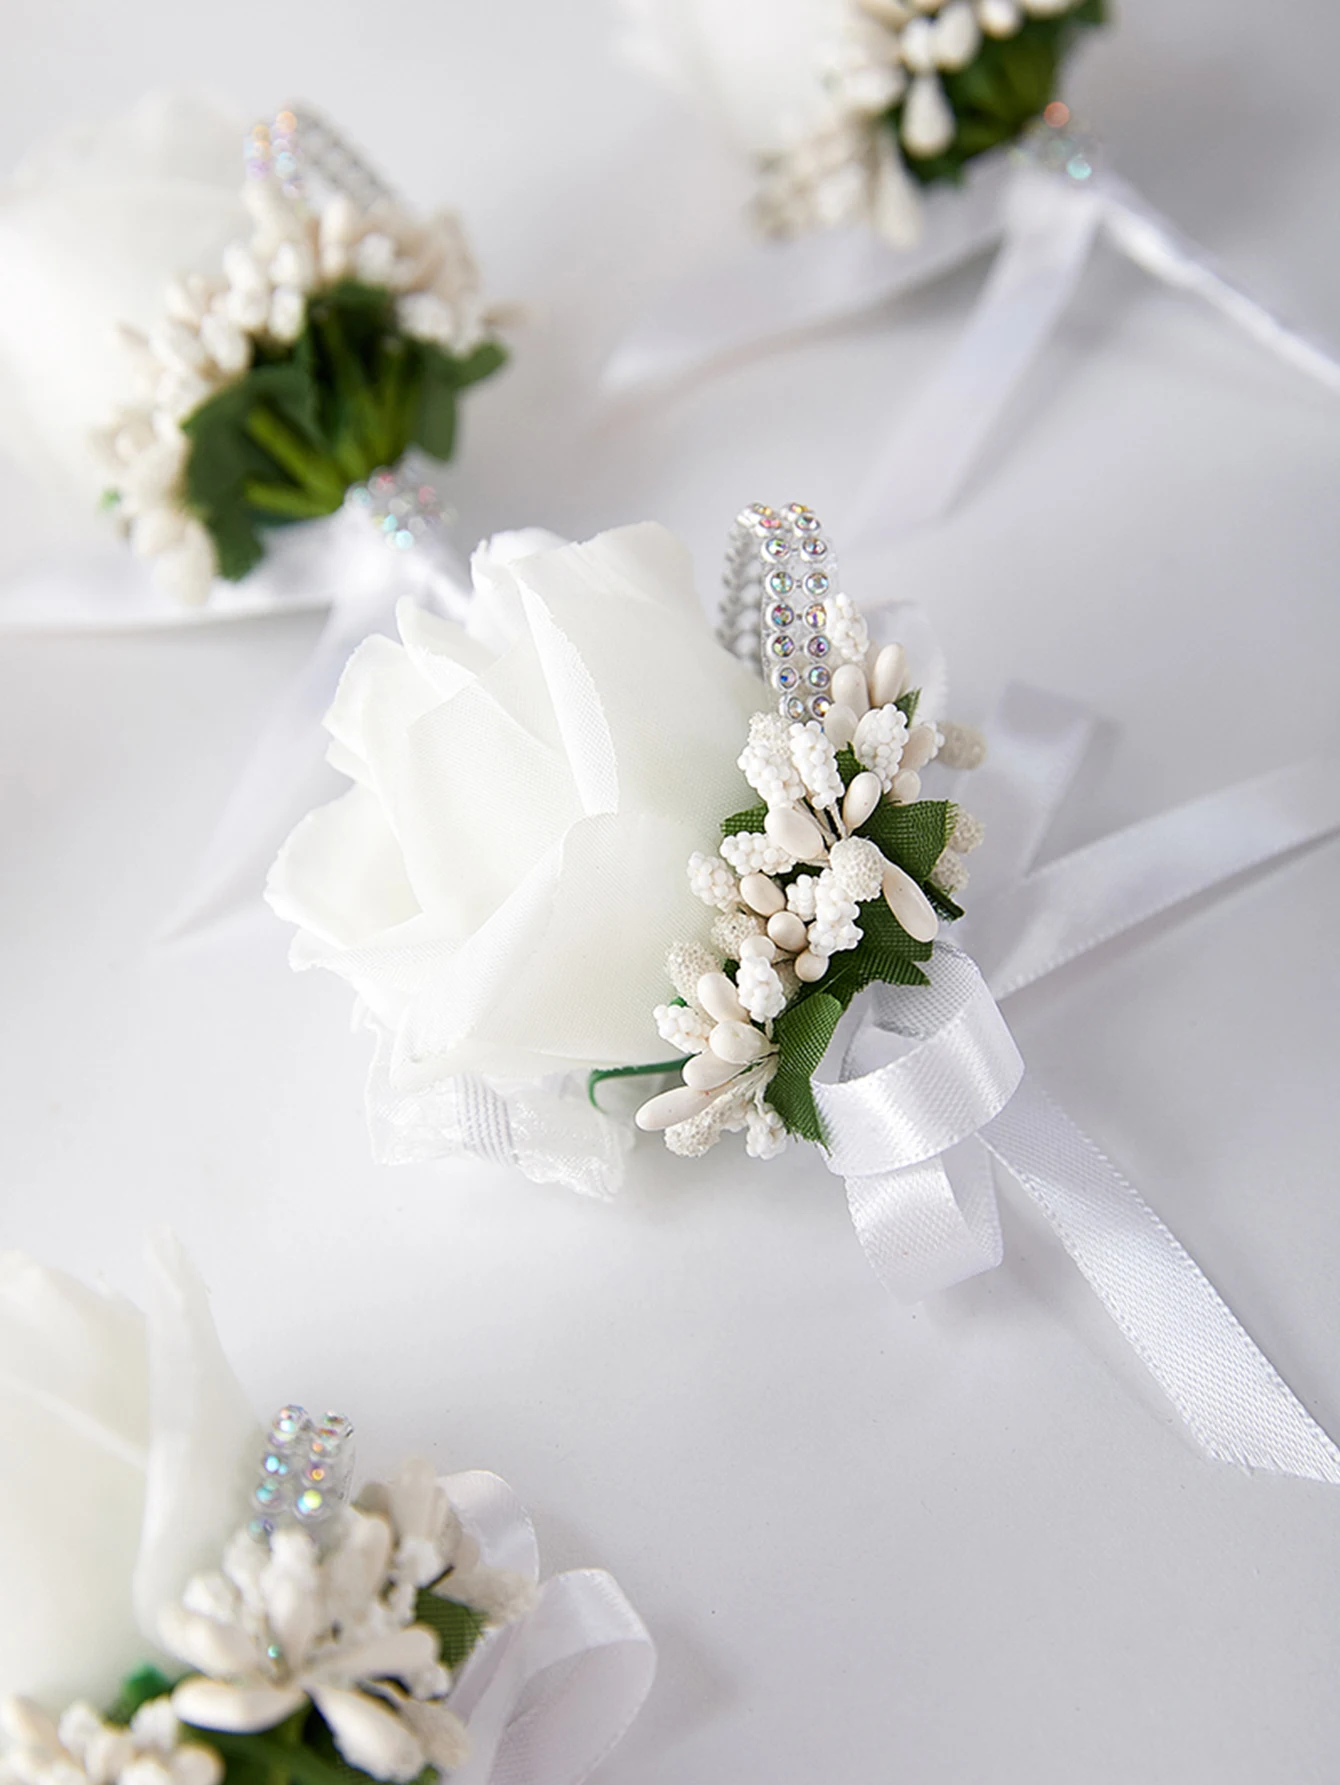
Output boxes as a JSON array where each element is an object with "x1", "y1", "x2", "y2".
[
  {"x1": 718, "y1": 503, "x2": 840, "y2": 721},
  {"x1": 249, "y1": 1404, "x2": 356, "y2": 1541},
  {"x1": 245, "y1": 106, "x2": 394, "y2": 212}
]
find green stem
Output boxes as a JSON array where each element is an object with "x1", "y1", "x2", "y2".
[
  {"x1": 587, "y1": 1059, "x2": 686, "y2": 1109},
  {"x1": 187, "y1": 1729, "x2": 350, "y2": 1785},
  {"x1": 244, "y1": 406, "x2": 346, "y2": 507}
]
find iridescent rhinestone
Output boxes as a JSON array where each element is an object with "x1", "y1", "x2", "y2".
[
  {"x1": 807, "y1": 635, "x2": 830, "y2": 657},
  {"x1": 767, "y1": 570, "x2": 794, "y2": 595},
  {"x1": 794, "y1": 512, "x2": 820, "y2": 532},
  {"x1": 787, "y1": 696, "x2": 807, "y2": 720},
  {"x1": 811, "y1": 695, "x2": 832, "y2": 718},
  {"x1": 266, "y1": 1644, "x2": 283, "y2": 1663},
  {"x1": 804, "y1": 571, "x2": 830, "y2": 596},
  {"x1": 771, "y1": 635, "x2": 795, "y2": 657},
  {"x1": 801, "y1": 536, "x2": 827, "y2": 558},
  {"x1": 296, "y1": 1489, "x2": 324, "y2": 1517},
  {"x1": 255, "y1": 1481, "x2": 278, "y2": 1506},
  {"x1": 318, "y1": 1415, "x2": 354, "y2": 1441},
  {"x1": 775, "y1": 665, "x2": 800, "y2": 691},
  {"x1": 272, "y1": 1406, "x2": 307, "y2": 1440},
  {"x1": 804, "y1": 603, "x2": 827, "y2": 629},
  {"x1": 262, "y1": 1454, "x2": 289, "y2": 1476},
  {"x1": 807, "y1": 665, "x2": 831, "y2": 689},
  {"x1": 306, "y1": 1464, "x2": 327, "y2": 1483},
  {"x1": 769, "y1": 603, "x2": 794, "y2": 628},
  {"x1": 763, "y1": 536, "x2": 791, "y2": 561}
]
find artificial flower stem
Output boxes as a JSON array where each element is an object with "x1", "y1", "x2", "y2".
[
  {"x1": 243, "y1": 406, "x2": 347, "y2": 508},
  {"x1": 587, "y1": 1059, "x2": 689, "y2": 1109},
  {"x1": 243, "y1": 478, "x2": 343, "y2": 521}
]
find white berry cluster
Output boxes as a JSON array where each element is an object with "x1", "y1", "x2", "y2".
[
  {"x1": 757, "y1": 0, "x2": 1087, "y2": 245},
  {"x1": 0, "y1": 1458, "x2": 534, "y2": 1785},
  {"x1": 98, "y1": 168, "x2": 495, "y2": 606},
  {"x1": 0, "y1": 1698, "x2": 221, "y2": 1785},
  {"x1": 639, "y1": 633, "x2": 987, "y2": 1159}
]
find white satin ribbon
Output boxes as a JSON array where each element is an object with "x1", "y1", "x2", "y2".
[
  {"x1": 818, "y1": 675, "x2": 1340, "y2": 1484},
  {"x1": 441, "y1": 1470, "x2": 656, "y2": 1785},
  {"x1": 603, "y1": 157, "x2": 1340, "y2": 552}
]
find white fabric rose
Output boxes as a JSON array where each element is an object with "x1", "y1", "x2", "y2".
[
  {"x1": 0, "y1": 1231, "x2": 259, "y2": 1709},
  {"x1": 0, "y1": 91, "x2": 248, "y2": 498},
  {"x1": 266, "y1": 523, "x2": 762, "y2": 1188}
]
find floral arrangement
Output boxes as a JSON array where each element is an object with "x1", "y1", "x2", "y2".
[
  {"x1": 757, "y1": 0, "x2": 1106, "y2": 242},
  {"x1": 266, "y1": 508, "x2": 982, "y2": 1192},
  {"x1": 98, "y1": 108, "x2": 505, "y2": 604},
  {"x1": 0, "y1": 1235, "x2": 649, "y2": 1785},
  {"x1": 4, "y1": 1438, "x2": 529, "y2": 1785},
  {"x1": 629, "y1": 503, "x2": 983, "y2": 1156}
]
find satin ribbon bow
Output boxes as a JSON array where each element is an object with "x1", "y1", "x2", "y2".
[
  {"x1": 817, "y1": 673, "x2": 1340, "y2": 1485},
  {"x1": 440, "y1": 1470, "x2": 656, "y2": 1785}
]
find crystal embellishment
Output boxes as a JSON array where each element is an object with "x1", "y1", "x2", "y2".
[
  {"x1": 248, "y1": 1405, "x2": 355, "y2": 1542},
  {"x1": 720, "y1": 502, "x2": 842, "y2": 714}
]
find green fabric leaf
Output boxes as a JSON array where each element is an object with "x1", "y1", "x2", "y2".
[
  {"x1": 766, "y1": 993, "x2": 843, "y2": 1143},
  {"x1": 834, "y1": 745, "x2": 862, "y2": 789},
  {"x1": 452, "y1": 340, "x2": 508, "y2": 390},
  {"x1": 721, "y1": 801, "x2": 768, "y2": 838},
  {"x1": 106, "y1": 1666, "x2": 177, "y2": 1726},
  {"x1": 859, "y1": 799, "x2": 953, "y2": 884},
  {"x1": 894, "y1": 688, "x2": 920, "y2": 724},
  {"x1": 412, "y1": 346, "x2": 460, "y2": 462},
  {"x1": 414, "y1": 1588, "x2": 489, "y2": 1669}
]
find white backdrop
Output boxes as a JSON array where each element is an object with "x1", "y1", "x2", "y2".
[{"x1": 2, "y1": 2, "x2": 1340, "y2": 1781}]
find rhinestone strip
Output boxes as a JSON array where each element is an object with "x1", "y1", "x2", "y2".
[
  {"x1": 718, "y1": 503, "x2": 837, "y2": 721},
  {"x1": 249, "y1": 1404, "x2": 356, "y2": 1542},
  {"x1": 245, "y1": 105, "x2": 393, "y2": 212}
]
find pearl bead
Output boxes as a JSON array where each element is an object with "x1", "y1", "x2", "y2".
[
  {"x1": 882, "y1": 861, "x2": 939, "y2": 943},
  {"x1": 697, "y1": 971, "x2": 748, "y2": 1025}
]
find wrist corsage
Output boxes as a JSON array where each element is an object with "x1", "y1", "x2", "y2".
[
  {"x1": 0, "y1": 93, "x2": 503, "y2": 613},
  {"x1": 268, "y1": 498, "x2": 1340, "y2": 1493},
  {"x1": 0, "y1": 1233, "x2": 652, "y2": 1785},
  {"x1": 100, "y1": 104, "x2": 503, "y2": 606}
]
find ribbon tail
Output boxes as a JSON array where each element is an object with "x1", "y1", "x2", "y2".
[
  {"x1": 841, "y1": 167, "x2": 1102, "y2": 554},
  {"x1": 982, "y1": 1079, "x2": 1340, "y2": 1485},
  {"x1": 446, "y1": 1570, "x2": 656, "y2": 1785},
  {"x1": 600, "y1": 162, "x2": 1008, "y2": 396},
  {"x1": 1099, "y1": 176, "x2": 1340, "y2": 397},
  {"x1": 967, "y1": 755, "x2": 1340, "y2": 1001}
]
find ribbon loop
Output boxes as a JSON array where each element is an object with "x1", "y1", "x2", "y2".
[{"x1": 816, "y1": 945, "x2": 1023, "y2": 1180}]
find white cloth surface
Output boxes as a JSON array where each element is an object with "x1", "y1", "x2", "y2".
[{"x1": 1, "y1": 2, "x2": 1340, "y2": 1783}]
